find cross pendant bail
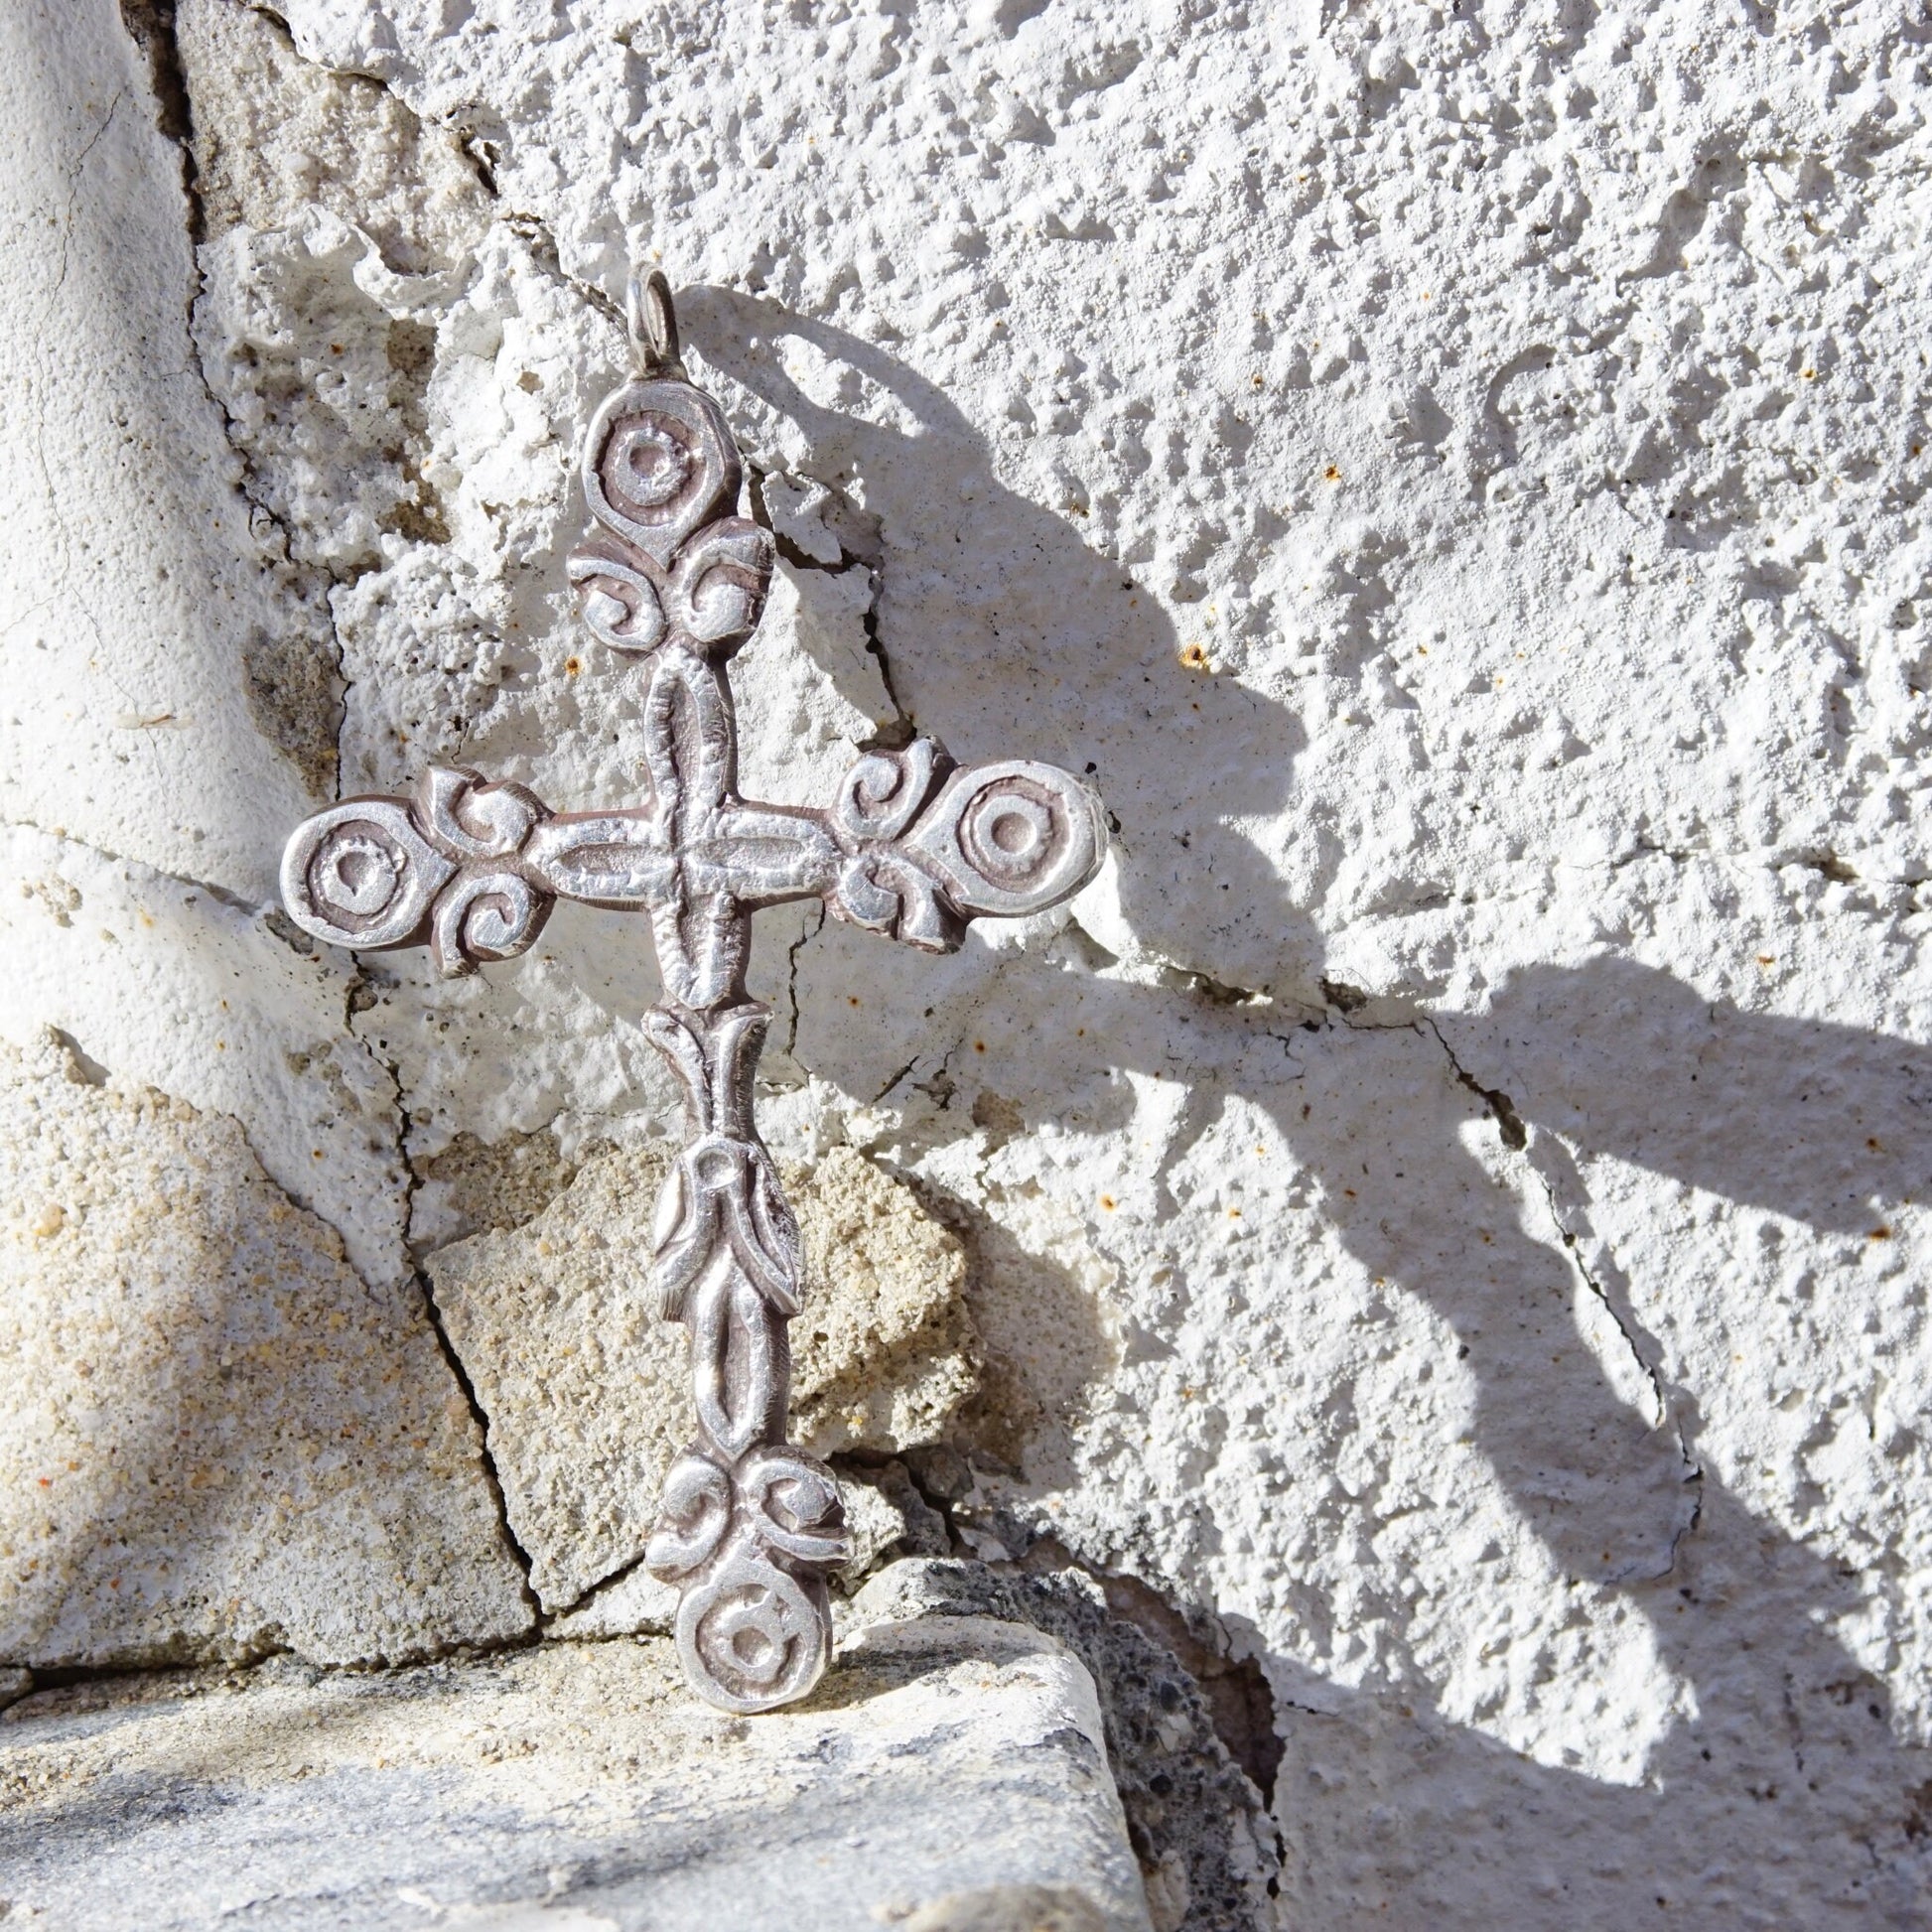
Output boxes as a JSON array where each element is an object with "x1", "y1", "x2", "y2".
[{"x1": 280, "y1": 275, "x2": 1106, "y2": 1712}]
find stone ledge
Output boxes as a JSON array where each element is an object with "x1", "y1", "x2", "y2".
[{"x1": 0, "y1": 1616, "x2": 1152, "y2": 1932}]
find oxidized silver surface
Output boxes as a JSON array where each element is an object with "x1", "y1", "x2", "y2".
[{"x1": 280, "y1": 273, "x2": 1106, "y2": 1713}]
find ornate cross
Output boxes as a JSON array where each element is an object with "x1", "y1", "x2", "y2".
[{"x1": 279, "y1": 274, "x2": 1105, "y2": 1713}]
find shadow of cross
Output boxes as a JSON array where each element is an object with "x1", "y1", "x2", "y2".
[{"x1": 277, "y1": 274, "x2": 1106, "y2": 1715}]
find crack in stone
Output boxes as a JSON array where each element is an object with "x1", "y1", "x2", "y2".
[
  {"x1": 52, "y1": 88, "x2": 129, "y2": 298},
  {"x1": 1417, "y1": 1015, "x2": 1708, "y2": 1574},
  {"x1": 369, "y1": 1037, "x2": 545, "y2": 1624},
  {"x1": 745, "y1": 464, "x2": 863, "y2": 578},
  {"x1": 1516, "y1": 1139, "x2": 1709, "y2": 1576},
  {"x1": 1529, "y1": 1169, "x2": 1675, "y2": 1430},
  {"x1": 855, "y1": 558, "x2": 913, "y2": 751},
  {"x1": 1316, "y1": 982, "x2": 1708, "y2": 1577},
  {"x1": 500, "y1": 210, "x2": 626, "y2": 341},
  {"x1": 9, "y1": 1651, "x2": 296, "y2": 1705},
  {"x1": 541, "y1": 1544, "x2": 653, "y2": 1625},
  {"x1": 1421, "y1": 1016, "x2": 1529, "y2": 1154},
  {"x1": 873, "y1": 1052, "x2": 925, "y2": 1105},
  {"x1": 118, "y1": 3, "x2": 198, "y2": 237},
  {"x1": 782, "y1": 901, "x2": 825, "y2": 1064},
  {"x1": 883, "y1": 1029, "x2": 971, "y2": 1110},
  {"x1": 230, "y1": 2, "x2": 507, "y2": 211}
]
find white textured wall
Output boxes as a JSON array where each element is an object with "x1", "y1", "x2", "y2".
[{"x1": 4, "y1": 1, "x2": 1930, "y2": 1924}]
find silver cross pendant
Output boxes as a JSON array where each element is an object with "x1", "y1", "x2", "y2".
[{"x1": 279, "y1": 273, "x2": 1106, "y2": 1713}]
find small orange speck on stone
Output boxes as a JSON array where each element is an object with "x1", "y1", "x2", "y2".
[
  {"x1": 1228, "y1": 1207, "x2": 1242, "y2": 1219},
  {"x1": 1869, "y1": 1226, "x2": 1892, "y2": 1241},
  {"x1": 1323, "y1": 465, "x2": 1341, "y2": 482},
  {"x1": 1756, "y1": 955, "x2": 1775, "y2": 967},
  {"x1": 1100, "y1": 1195, "x2": 1117, "y2": 1211},
  {"x1": 565, "y1": 656, "x2": 583, "y2": 676},
  {"x1": 1179, "y1": 641, "x2": 1209, "y2": 670},
  {"x1": 973, "y1": 1039, "x2": 986, "y2": 1052}
]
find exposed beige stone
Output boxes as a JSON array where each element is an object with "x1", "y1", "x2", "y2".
[
  {"x1": 0, "y1": 1033, "x2": 530, "y2": 1669},
  {"x1": 424, "y1": 1145, "x2": 683, "y2": 1617},
  {"x1": 412, "y1": 1124, "x2": 594, "y2": 1249},
  {"x1": 426, "y1": 1143, "x2": 976, "y2": 1611},
  {"x1": 788, "y1": 1145, "x2": 980, "y2": 1456},
  {"x1": 175, "y1": 0, "x2": 489, "y2": 271}
]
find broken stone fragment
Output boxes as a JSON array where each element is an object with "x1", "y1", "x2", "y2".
[
  {"x1": 425, "y1": 1141, "x2": 978, "y2": 1611},
  {"x1": 0, "y1": 1033, "x2": 530, "y2": 1671}
]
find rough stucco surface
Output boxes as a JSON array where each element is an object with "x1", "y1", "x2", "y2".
[{"x1": 4, "y1": 0, "x2": 1932, "y2": 1924}]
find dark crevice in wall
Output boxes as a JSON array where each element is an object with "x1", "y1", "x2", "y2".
[
  {"x1": 118, "y1": 2, "x2": 203, "y2": 244},
  {"x1": 1317, "y1": 975, "x2": 1369, "y2": 1014},
  {"x1": 1090, "y1": 1564, "x2": 1286, "y2": 1809},
  {"x1": 1424, "y1": 1016, "x2": 1530, "y2": 1151}
]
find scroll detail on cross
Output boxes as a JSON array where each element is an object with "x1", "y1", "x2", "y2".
[{"x1": 280, "y1": 273, "x2": 1106, "y2": 1713}]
